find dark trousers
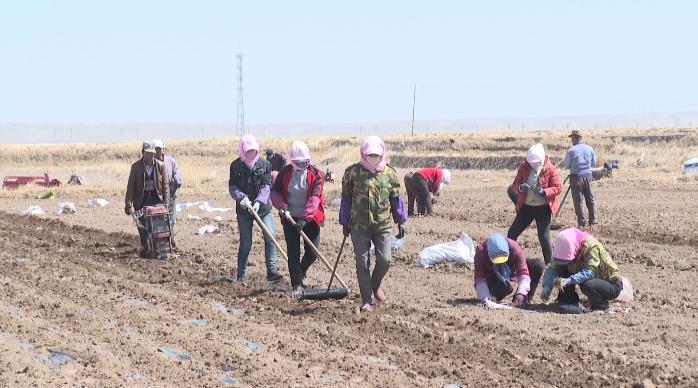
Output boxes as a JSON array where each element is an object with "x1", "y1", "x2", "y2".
[
  {"x1": 556, "y1": 273, "x2": 622, "y2": 310},
  {"x1": 138, "y1": 196, "x2": 161, "y2": 249},
  {"x1": 507, "y1": 205, "x2": 553, "y2": 264},
  {"x1": 404, "y1": 173, "x2": 432, "y2": 215},
  {"x1": 570, "y1": 175, "x2": 597, "y2": 226},
  {"x1": 486, "y1": 258, "x2": 545, "y2": 301},
  {"x1": 282, "y1": 219, "x2": 321, "y2": 288}
]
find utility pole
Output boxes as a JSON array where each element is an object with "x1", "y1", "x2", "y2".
[
  {"x1": 236, "y1": 53, "x2": 245, "y2": 136},
  {"x1": 411, "y1": 85, "x2": 416, "y2": 136}
]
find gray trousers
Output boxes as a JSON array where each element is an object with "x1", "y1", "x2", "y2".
[
  {"x1": 350, "y1": 228, "x2": 392, "y2": 305},
  {"x1": 570, "y1": 175, "x2": 597, "y2": 226}
]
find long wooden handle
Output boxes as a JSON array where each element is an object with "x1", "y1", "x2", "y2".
[
  {"x1": 247, "y1": 207, "x2": 290, "y2": 263},
  {"x1": 285, "y1": 215, "x2": 348, "y2": 288},
  {"x1": 326, "y1": 235, "x2": 347, "y2": 292}
]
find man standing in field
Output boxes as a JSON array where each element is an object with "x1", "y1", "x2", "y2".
[
  {"x1": 563, "y1": 130, "x2": 597, "y2": 227},
  {"x1": 154, "y1": 139, "x2": 182, "y2": 248},
  {"x1": 125, "y1": 141, "x2": 170, "y2": 257},
  {"x1": 266, "y1": 148, "x2": 287, "y2": 172}
]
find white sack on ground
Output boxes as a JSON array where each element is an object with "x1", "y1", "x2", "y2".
[
  {"x1": 23, "y1": 206, "x2": 44, "y2": 215},
  {"x1": 176, "y1": 201, "x2": 232, "y2": 213},
  {"x1": 196, "y1": 224, "x2": 219, "y2": 235},
  {"x1": 417, "y1": 233, "x2": 475, "y2": 268},
  {"x1": 86, "y1": 198, "x2": 109, "y2": 207},
  {"x1": 57, "y1": 202, "x2": 77, "y2": 214},
  {"x1": 615, "y1": 276, "x2": 634, "y2": 303}
]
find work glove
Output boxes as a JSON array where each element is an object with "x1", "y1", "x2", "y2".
[
  {"x1": 397, "y1": 224, "x2": 406, "y2": 239},
  {"x1": 342, "y1": 224, "x2": 350, "y2": 237},
  {"x1": 294, "y1": 219, "x2": 307, "y2": 232},
  {"x1": 512, "y1": 294, "x2": 526, "y2": 307},
  {"x1": 540, "y1": 287, "x2": 552, "y2": 302},
  {"x1": 518, "y1": 183, "x2": 530, "y2": 193},
  {"x1": 536, "y1": 187, "x2": 546, "y2": 196},
  {"x1": 279, "y1": 208, "x2": 291, "y2": 221},
  {"x1": 124, "y1": 206, "x2": 131, "y2": 215},
  {"x1": 559, "y1": 277, "x2": 573, "y2": 289},
  {"x1": 252, "y1": 201, "x2": 261, "y2": 213},
  {"x1": 239, "y1": 197, "x2": 252, "y2": 209}
]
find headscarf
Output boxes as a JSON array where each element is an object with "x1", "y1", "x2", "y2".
[
  {"x1": 289, "y1": 141, "x2": 312, "y2": 171},
  {"x1": 526, "y1": 143, "x2": 545, "y2": 171},
  {"x1": 441, "y1": 169, "x2": 452, "y2": 184},
  {"x1": 486, "y1": 233, "x2": 511, "y2": 285},
  {"x1": 552, "y1": 228, "x2": 591, "y2": 262},
  {"x1": 239, "y1": 134, "x2": 260, "y2": 168},
  {"x1": 359, "y1": 136, "x2": 387, "y2": 173}
]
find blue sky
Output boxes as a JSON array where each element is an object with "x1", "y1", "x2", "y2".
[{"x1": 1, "y1": 0, "x2": 696, "y2": 124}]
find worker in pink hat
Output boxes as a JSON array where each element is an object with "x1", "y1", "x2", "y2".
[
  {"x1": 228, "y1": 134, "x2": 284, "y2": 283},
  {"x1": 540, "y1": 228, "x2": 622, "y2": 311},
  {"x1": 271, "y1": 141, "x2": 326, "y2": 291},
  {"x1": 339, "y1": 136, "x2": 407, "y2": 312}
]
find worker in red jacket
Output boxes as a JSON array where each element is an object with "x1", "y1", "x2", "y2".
[
  {"x1": 403, "y1": 167, "x2": 451, "y2": 216},
  {"x1": 507, "y1": 144, "x2": 562, "y2": 264},
  {"x1": 270, "y1": 141, "x2": 325, "y2": 291}
]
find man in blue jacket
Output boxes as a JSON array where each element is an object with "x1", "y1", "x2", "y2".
[{"x1": 563, "y1": 130, "x2": 597, "y2": 227}]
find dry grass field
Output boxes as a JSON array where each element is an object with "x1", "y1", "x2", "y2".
[{"x1": 1, "y1": 127, "x2": 698, "y2": 386}]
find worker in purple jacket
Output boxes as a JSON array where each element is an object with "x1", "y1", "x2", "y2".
[
  {"x1": 154, "y1": 139, "x2": 182, "y2": 248},
  {"x1": 473, "y1": 233, "x2": 544, "y2": 306}
]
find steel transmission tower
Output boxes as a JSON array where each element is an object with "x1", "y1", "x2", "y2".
[{"x1": 236, "y1": 53, "x2": 245, "y2": 136}]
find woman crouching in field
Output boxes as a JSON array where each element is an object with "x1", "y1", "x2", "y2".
[
  {"x1": 541, "y1": 228, "x2": 622, "y2": 311},
  {"x1": 339, "y1": 136, "x2": 407, "y2": 312},
  {"x1": 271, "y1": 141, "x2": 325, "y2": 291}
]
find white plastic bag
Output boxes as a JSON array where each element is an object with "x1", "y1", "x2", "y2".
[
  {"x1": 86, "y1": 198, "x2": 109, "y2": 207},
  {"x1": 57, "y1": 202, "x2": 77, "y2": 214},
  {"x1": 614, "y1": 276, "x2": 634, "y2": 303},
  {"x1": 196, "y1": 224, "x2": 219, "y2": 235},
  {"x1": 23, "y1": 205, "x2": 44, "y2": 215},
  {"x1": 417, "y1": 233, "x2": 475, "y2": 268}
]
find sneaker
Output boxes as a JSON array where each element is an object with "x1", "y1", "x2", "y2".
[{"x1": 267, "y1": 271, "x2": 283, "y2": 282}]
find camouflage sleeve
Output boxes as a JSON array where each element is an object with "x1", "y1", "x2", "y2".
[{"x1": 387, "y1": 167, "x2": 401, "y2": 198}]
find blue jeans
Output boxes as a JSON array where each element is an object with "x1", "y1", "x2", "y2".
[{"x1": 236, "y1": 211, "x2": 278, "y2": 280}]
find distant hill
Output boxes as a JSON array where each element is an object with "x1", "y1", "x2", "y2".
[{"x1": 1, "y1": 111, "x2": 697, "y2": 144}]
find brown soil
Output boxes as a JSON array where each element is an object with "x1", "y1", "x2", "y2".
[{"x1": 1, "y1": 172, "x2": 697, "y2": 387}]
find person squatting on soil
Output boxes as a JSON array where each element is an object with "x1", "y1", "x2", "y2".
[
  {"x1": 403, "y1": 167, "x2": 451, "y2": 216},
  {"x1": 124, "y1": 141, "x2": 170, "y2": 257},
  {"x1": 153, "y1": 139, "x2": 182, "y2": 248},
  {"x1": 229, "y1": 135, "x2": 284, "y2": 283},
  {"x1": 507, "y1": 144, "x2": 562, "y2": 264},
  {"x1": 540, "y1": 228, "x2": 622, "y2": 311},
  {"x1": 564, "y1": 130, "x2": 598, "y2": 227},
  {"x1": 473, "y1": 233, "x2": 544, "y2": 306},
  {"x1": 271, "y1": 141, "x2": 326, "y2": 291},
  {"x1": 340, "y1": 136, "x2": 407, "y2": 312}
]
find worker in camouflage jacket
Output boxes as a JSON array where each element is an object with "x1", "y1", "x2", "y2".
[
  {"x1": 541, "y1": 228, "x2": 622, "y2": 311},
  {"x1": 339, "y1": 136, "x2": 407, "y2": 312}
]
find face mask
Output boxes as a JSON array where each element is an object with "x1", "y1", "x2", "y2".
[
  {"x1": 365, "y1": 154, "x2": 381, "y2": 166},
  {"x1": 529, "y1": 161, "x2": 543, "y2": 170},
  {"x1": 245, "y1": 150, "x2": 258, "y2": 160},
  {"x1": 293, "y1": 160, "x2": 309, "y2": 169}
]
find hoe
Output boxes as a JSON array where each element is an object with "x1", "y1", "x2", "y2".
[{"x1": 244, "y1": 203, "x2": 350, "y2": 301}]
